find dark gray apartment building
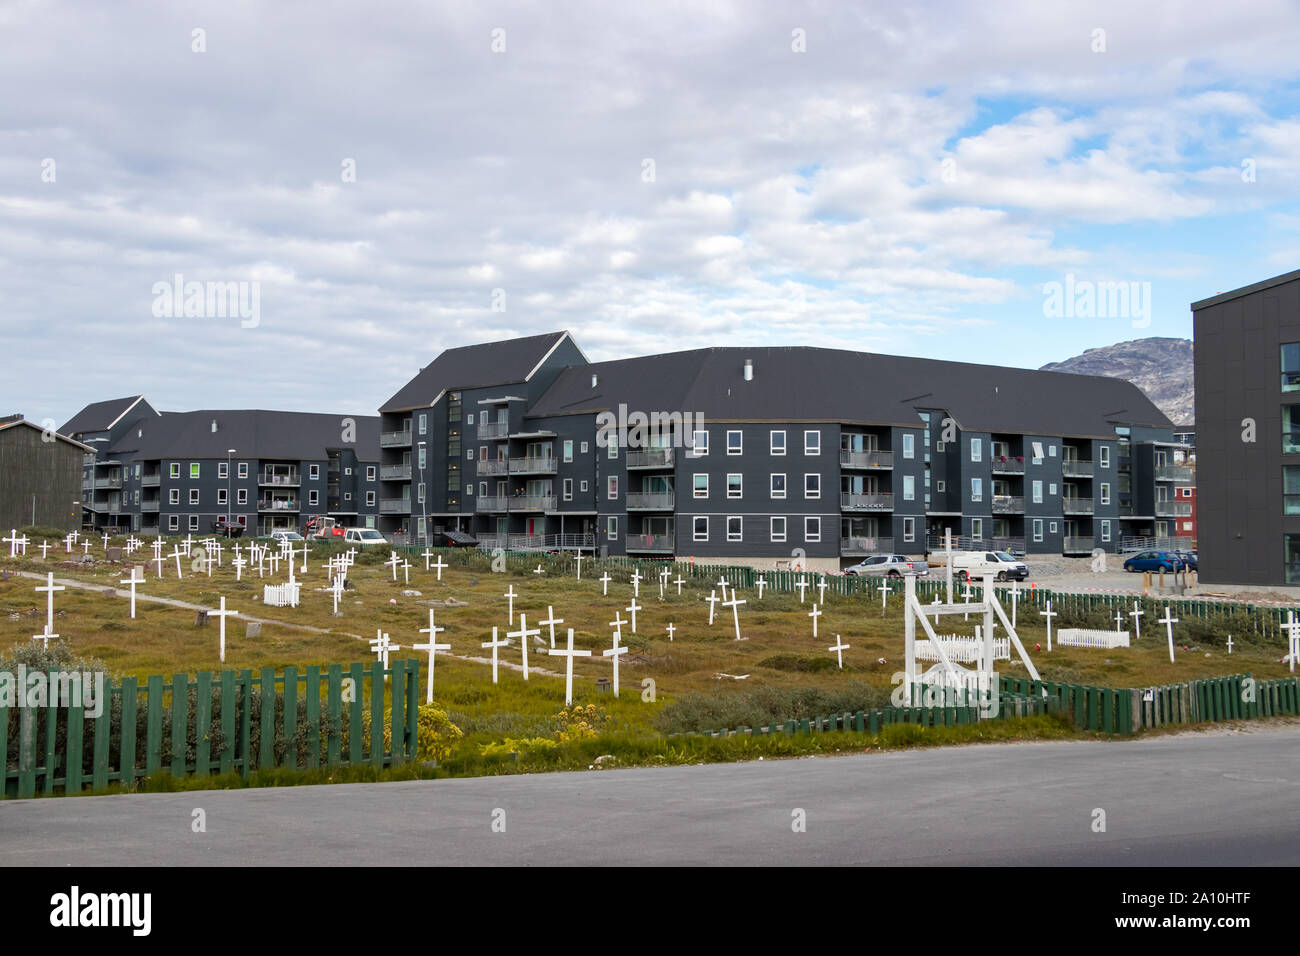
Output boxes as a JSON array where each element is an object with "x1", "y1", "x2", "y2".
[
  {"x1": 1192, "y1": 267, "x2": 1300, "y2": 586},
  {"x1": 379, "y1": 331, "x2": 1186, "y2": 569},
  {"x1": 62, "y1": 399, "x2": 382, "y2": 536}
]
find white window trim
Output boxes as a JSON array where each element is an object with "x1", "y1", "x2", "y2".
[
  {"x1": 902, "y1": 517, "x2": 915, "y2": 543},
  {"x1": 804, "y1": 473, "x2": 821, "y2": 499},
  {"x1": 903, "y1": 475, "x2": 915, "y2": 501},
  {"x1": 770, "y1": 473, "x2": 786, "y2": 500},
  {"x1": 1032, "y1": 480, "x2": 1043, "y2": 504},
  {"x1": 693, "y1": 516, "x2": 709, "y2": 542},
  {"x1": 970, "y1": 438, "x2": 982, "y2": 463},
  {"x1": 1032, "y1": 518, "x2": 1044, "y2": 543},
  {"x1": 804, "y1": 516, "x2": 821, "y2": 542},
  {"x1": 770, "y1": 516, "x2": 786, "y2": 543},
  {"x1": 608, "y1": 476, "x2": 618, "y2": 500},
  {"x1": 970, "y1": 478, "x2": 982, "y2": 502},
  {"x1": 726, "y1": 430, "x2": 743, "y2": 455},
  {"x1": 903, "y1": 434, "x2": 915, "y2": 460},
  {"x1": 727, "y1": 474, "x2": 743, "y2": 499},
  {"x1": 693, "y1": 473, "x2": 709, "y2": 499},
  {"x1": 804, "y1": 430, "x2": 821, "y2": 455},
  {"x1": 692, "y1": 431, "x2": 709, "y2": 457},
  {"x1": 726, "y1": 516, "x2": 743, "y2": 541},
  {"x1": 770, "y1": 430, "x2": 786, "y2": 455}
]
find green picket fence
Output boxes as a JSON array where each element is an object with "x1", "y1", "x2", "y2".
[
  {"x1": 1127, "y1": 673, "x2": 1299, "y2": 729},
  {"x1": 687, "y1": 703, "x2": 985, "y2": 739},
  {"x1": 1, "y1": 659, "x2": 421, "y2": 799}
]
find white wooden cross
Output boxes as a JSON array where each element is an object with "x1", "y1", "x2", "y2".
[
  {"x1": 1114, "y1": 609, "x2": 1126, "y2": 633},
  {"x1": 481, "y1": 627, "x2": 508, "y2": 684},
  {"x1": 574, "y1": 552, "x2": 584, "y2": 580},
  {"x1": 152, "y1": 549, "x2": 166, "y2": 579},
  {"x1": 119, "y1": 568, "x2": 143, "y2": 619},
  {"x1": 631, "y1": 569, "x2": 642, "y2": 598},
  {"x1": 659, "y1": 566, "x2": 670, "y2": 600},
  {"x1": 421, "y1": 548, "x2": 435, "y2": 570},
  {"x1": 1039, "y1": 600, "x2": 1056, "y2": 651},
  {"x1": 665, "y1": 622, "x2": 676, "y2": 641},
  {"x1": 232, "y1": 555, "x2": 247, "y2": 581},
  {"x1": 203, "y1": 547, "x2": 214, "y2": 578},
  {"x1": 706, "y1": 590, "x2": 720, "y2": 625},
  {"x1": 414, "y1": 609, "x2": 451, "y2": 703},
  {"x1": 1131, "y1": 602, "x2": 1144, "y2": 641},
  {"x1": 64, "y1": 532, "x2": 76, "y2": 553},
  {"x1": 674, "y1": 574, "x2": 685, "y2": 596},
  {"x1": 4, "y1": 529, "x2": 20, "y2": 557},
  {"x1": 81, "y1": 540, "x2": 93, "y2": 556},
  {"x1": 1159, "y1": 607, "x2": 1179, "y2": 664},
  {"x1": 878, "y1": 577, "x2": 890, "y2": 611},
  {"x1": 549, "y1": 628, "x2": 592, "y2": 706},
  {"x1": 296, "y1": 543, "x2": 309, "y2": 574},
  {"x1": 754, "y1": 575, "x2": 766, "y2": 600},
  {"x1": 1009, "y1": 579, "x2": 1020, "y2": 627},
  {"x1": 182, "y1": 533, "x2": 194, "y2": 556},
  {"x1": 510, "y1": 613, "x2": 541, "y2": 680},
  {"x1": 1225, "y1": 634, "x2": 1234, "y2": 655},
  {"x1": 715, "y1": 576, "x2": 729, "y2": 603},
  {"x1": 211, "y1": 596, "x2": 239, "y2": 663},
  {"x1": 603, "y1": 630, "x2": 628, "y2": 697},
  {"x1": 829, "y1": 634, "x2": 850, "y2": 669},
  {"x1": 534, "y1": 564, "x2": 544, "y2": 576},
  {"x1": 101, "y1": 532, "x2": 110, "y2": 550},
  {"x1": 211, "y1": 540, "x2": 223, "y2": 568},
  {"x1": 808, "y1": 603, "x2": 822, "y2": 638},
  {"x1": 817, "y1": 576, "x2": 828, "y2": 604},
  {"x1": 32, "y1": 626, "x2": 57, "y2": 651},
  {"x1": 608, "y1": 610, "x2": 627, "y2": 640},
  {"x1": 35, "y1": 573, "x2": 64, "y2": 633},
  {"x1": 625, "y1": 597, "x2": 641, "y2": 634},
  {"x1": 385, "y1": 551, "x2": 401, "y2": 581},
  {"x1": 796, "y1": 576, "x2": 809, "y2": 603},
  {"x1": 15, "y1": 534, "x2": 28, "y2": 555},
  {"x1": 329, "y1": 573, "x2": 345, "y2": 615},
  {"x1": 38, "y1": 540, "x2": 51, "y2": 560},
  {"x1": 539, "y1": 605, "x2": 563, "y2": 649},
  {"x1": 170, "y1": 546, "x2": 185, "y2": 578},
  {"x1": 725, "y1": 591, "x2": 747, "y2": 641},
  {"x1": 504, "y1": 584, "x2": 517, "y2": 624},
  {"x1": 403, "y1": 559, "x2": 412, "y2": 585},
  {"x1": 599, "y1": 571, "x2": 611, "y2": 596},
  {"x1": 370, "y1": 630, "x2": 399, "y2": 669},
  {"x1": 1284, "y1": 612, "x2": 1300, "y2": 674}
]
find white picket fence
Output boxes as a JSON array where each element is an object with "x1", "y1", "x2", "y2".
[
  {"x1": 263, "y1": 582, "x2": 301, "y2": 608},
  {"x1": 1057, "y1": 628, "x2": 1130, "y2": 649},
  {"x1": 915, "y1": 635, "x2": 1010, "y2": 663}
]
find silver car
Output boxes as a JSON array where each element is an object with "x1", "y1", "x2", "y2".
[{"x1": 843, "y1": 554, "x2": 929, "y2": 577}]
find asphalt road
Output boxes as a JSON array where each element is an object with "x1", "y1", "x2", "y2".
[{"x1": 2, "y1": 727, "x2": 1297, "y2": 866}]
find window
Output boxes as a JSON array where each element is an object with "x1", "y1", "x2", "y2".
[
  {"x1": 726, "y1": 474, "x2": 743, "y2": 498},
  {"x1": 238, "y1": 462, "x2": 248, "y2": 478},
  {"x1": 562, "y1": 478, "x2": 573, "y2": 501},
  {"x1": 1049, "y1": 522, "x2": 1057, "y2": 533},
  {"x1": 694, "y1": 516, "x2": 709, "y2": 541},
  {"x1": 1048, "y1": 445, "x2": 1057, "y2": 457},
  {"x1": 770, "y1": 473, "x2": 785, "y2": 499},
  {"x1": 168, "y1": 515, "x2": 179, "y2": 531},
  {"x1": 936, "y1": 480, "x2": 946, "y2": 493},
  {"x1": 169, "y1": 462, "x2": 180, "y2": 479},
  {"x1": 1048, "y1": 483, "x2": 1057, "y2": 496},
  {"x1": 190, "y1": 463, "x2": 200, "y2": 479},
  {"x1": 693, "y1": 474, "x2": 709, "y2": 498},
  {"x1": 770, "y1": 517, "x2": 786, "y2": 542},
  {"x1": 217, "y1": 488, "x2": 227, "y2": 505},
  {"x1": 1285, "y1": 466, "x2": 1300, "y2": 514},
  {"x1": 902, "y1": 517, "x2": 915, "y2": 543},
  {"x1": 580, "y1": 441, "x2": 589, "y2": 454},
  {"x1": 805, "y1": 473, "x2": 821, "y2": 499},
  {"x1": 418, "y1": 448, "x2": 427, "y2": 469},
  {"x1": 936, "y1": 440, "x2": 945, "y2": 453},
  {"x1": 607, "y1": 517, "x2": 618, "y2": 539},
  {"x1": 1101, "y1": 520, "x2": 1111, "y2": 542},
  {"x1": 608, "y1": 439, "x2": 618, "y2": 460},
  {"x1": 1032, "y1": 480, "x2": 1043, "y2": 504},
  {"x1": 189, "y1": 489, "x2": 200, "y2": 505},
  {"x1": 692, "y1": 430, "x2": 709, "y2": 456},
  {"x1": 418, "y1": 413, "x2": 427, "y2": 435},
  {"x1": 309, "y1": 490, "x2": 319, "y2": 506},
  {"x1": 563, "y1": 440, "x2": 574, "y2": 463},
  {"x1": 903, "y1": 475, "x2": 915, "y2": 501},
  {"x1": 1283, "y1": 343, "x2": 1300, "y2": 391},
  {"x1": 1032, "y1": 519, "x2": 1044, "y2": 542},
  {"x1": 608, "y1": 476, "x2": 618, "y2": 499},
  {"x1": 188, "y1": 514, "x2": 199, "y2": 530},
  {"x1": 467, "y1": 413, "x2": 474, "y2": 425},
  {"x1": 902, "y1": 434, "x2": 914, "y2": 460},
  {"x1": 345, "y1": 493, "x2": 352, "y2": 501},
  {"x1": 345, "y1": 467, "x2": 352, "y2": 476},
  {"x1": 727, "y1": 430, "x2": 743, "y2": 455},
  {"x1": 970, "y1": 478, "x2": 982, "y2": 502},
  {"x1": 770, "y1": 431, "x2": 786, "y2": 455},
  {"x1": 309, "y1": 464, "x2": 319, "y2": 480},
  {"x1": 1099, "y1": 446, "x2": 1110, "y2": 468},
  {"x1": 805, "y1": 516, "x2": 821, "y2": 542},
  {"x1": 580, "y1": 480, "x2": 588, "y2": 493},
  {"x1": 804, "y1": 430, "x2": 821, "y2": 455},
  {"x1": 466, "y1": 484, "x2": 473, "y2": 496},
  {"x1": 367, "y1": 466, "x2": 376, "y2": 481},
  {"x1": 1031, "y1": 441, "x2": 1044, "y2": 464},
  {"x1": 237, "y1": 489, "x2": 247, "y2": 505},
  {"x1": 970, "y1": 438, "x2": 981, "y2": 463},
  {"x1": 417, "y1": 483, "x2": 425, "y2": 503},
  {"x1": 1183, "y1": 521, "x2": 1193, "y2": 531},
  {"x1": 1100, "y1": 483, "x2": 1111, "y2": 505},
  {"x1": 1285, "y1": 406, "x2": 1300, "y2": 454},
  {"x1": 365, "y1": 491, "x2": 374, "y2": 506},
  {"x1": 727, "y1": 516, "x2": 743, "y2": 541},
  {"x1": 218, "y1": 462, "x2": 228, "y2": 479},
  {"x1": 971, "y1": 518, "x2": 983, "y2": 539}
]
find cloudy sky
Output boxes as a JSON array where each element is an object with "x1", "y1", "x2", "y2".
[{"x1": 3, "y1": 0, "x2": 1299, "y2": 428}]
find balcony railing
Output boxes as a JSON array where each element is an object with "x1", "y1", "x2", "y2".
[
  {"x1": 840, "y1": 536, "x2": 893, "y2": 556},
  {"x1": 475, "y1": 496, "x2": 509, "y2": 512},
  {"x1": 140, "y1": 501, "x2": 160, "y2": 512},
  {"x1": 93, "y1": 477, "x2": 122, "y2": 489},
  {"x1": 626, "y1": 533, "x2": 674, "y2": 553},
  {"x1": 840, "y1": 449, "x2": 893, "y2": 470},
  {"x1": 509, "y1": 457, "x2": 557, "y2": 475},
  {"x1": 379, "y1": 498, "x2": 412, "y2": 514},
  {"x1": 380, "y1": 464, "x2": 411, "y2": 481},
  {"x1": 380, "y1": 430, "x2": 413, "y2": 448},
  {"x1": 1154, "y1": 465, "x2": 1193, "y2": 482},
  {"x1": 992, "y1": 537, "x2": 1025, "y2": 554},
  {"x1": 477, "y1": 459, "x2": 509, "y2": 476},
  {"x1": 841, "y1": 493, "x2": 893, "y2": 511},
  {"x1": 1155, "y1": 500, "x2": 1193, "y2": 517},
  {"x1": 260, "y1": 471, "x2": 301, "y2": 487},
  {"x1": 990, "y1": 457, "x2": 1026, "y2": 474},
  {"x1": 477, "y1": 421, "x2": 509, "y2": 440},
  {"x1": 141, "y1": 475, "x2": 160, "y2": 487},
  {"x1": 626, "y1": 492, "x2": 675, "y2": 510},
  {"x1": 991, "y1": 495, "x2": 1024, "y2": 514},
  {"x1": 509, "y1": 495, "x2": 557, "y2": 511},
  {"x1": 1062, "y1": 460, "x2": 1094, "y2": 478},
  {"x1": 481, "y1": 533, "x2": 598, "y2": 551},
  {"x1": 1062, "y1": 536, "x2": 1094, "y2": 553},
  {"x1": 627, "y1": 448, "x2": 675, "y2": 469},
  {"x1": 1062, "y1": 497, "x2": 1094, "y2": 515},
  {"x1": 258, "y1": 498, "x2": 300, "y2": 513}
]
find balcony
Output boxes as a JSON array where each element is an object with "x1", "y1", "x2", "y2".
[
  {"x1": 840, "y1": 449, "x2": 893, "y2": 470},
  {"x1": 1154, "y1": 465, "x2": 1193, "y2": 482},
  {"x1": 992, "y1": 536, "x2": 1025, "y2": 554},
  {"x1": 93, "y1": 477, "x2": 122, "y2": 489},
  {"x1": 477, "y1": 421, "x2": 509, "y2": 441},
  {"x1": 991, "y1": 495, "x2": 1024, "y2": 514},
  {"x1": 259, "y1": 470, "x2": 300, "y2": 487},
  {"x1": 626, "y1": 492, "x2": 675, "y2": 511},
  {"x1": 258, "y1": 498, "x2": 300, "y2": 513},
  {"x1": 1061, "y1": 460, "x2": 1094, "y2": 478},
  {"x1": 140, "y1": 500, "x2": 160, "y2": 512},
  {"x1": 509, "y1": 457, "x2": 557, "y2": 475},
  {"x1": 142, "y1": 474, "x2": 160, "y2": 487},
  {"x1": 477, "y1": 459, "x2": 509, "y2": 476},
  {"x1": 380, "y1": 464, "x2": 411, "y2": 481},
  {"x1": 494, "y1": 533, "x2": 596, "y2": 551},
  {"x1": 1063, "y1": 535, "x2": 1094, "y2": 554},
  {"x1": 990, "y1": 457, "x2": 1026, "y2": 474},
  {"x1": 627, "y1": 448, "x2": 675, "y2": 469},
  {"x1": 1155, "y1": 500, "x2": 1193, "y2": 517},
  {"x1": 379, "y1": 498, "x2": 412, "y2": 514},
  {"x1": 475, "y1": 496, "x2": 508, "y2": 513},
  {"x1": 626, "y1": 533, "x2": 674, "y2": 553},
  {"x1": 380, "y1": 430, "x2": 412, "y2": 448},
  {"x1": 1062, "y1": 497, "x2": 1094, "y2": 515},
  {"x1": 840, "y1": 536, "x2": 893, "y2": 556},
  {"x1": 841, "y1": 492, "x2": 894, "y2": 511},
  {"x1": 509, "y1": 495, "x2": 557, "y2": 511}
]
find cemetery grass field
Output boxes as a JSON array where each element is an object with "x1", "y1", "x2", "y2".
[{"x1": 3, "y1": 538, "x2": 1296, "y2": 792}]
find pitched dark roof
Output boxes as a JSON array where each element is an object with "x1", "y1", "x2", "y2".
[
  {"x1": 1191, "y1": 267, "x2": 1300, "y2": 311},
  {"x1": 0, "y1": 416, "x2": 95, "y2": 452},
  {"x1": 61, "y1": 396, "x2": 157, "y2": 436},
  {"x1": 110, "y1": 410, "x2": 381, "y2": 461},
  {"x1": 379, "y1": 331, "x2": 574, "y2": 413},
  {"x1": 527, "y1": 347, "x2": 1172, "y2": 437}
]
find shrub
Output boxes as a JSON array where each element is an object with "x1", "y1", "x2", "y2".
[
  {"x1": 653, "y1": 681, "x2": 892, "y2": 734},
  {"x1": 415, "y1": 704, "x2": 462, "y2": 763}
]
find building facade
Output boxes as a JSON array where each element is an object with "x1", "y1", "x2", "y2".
[{"x1": 0, "y1": 415, "x2": 91, "y2": 533}]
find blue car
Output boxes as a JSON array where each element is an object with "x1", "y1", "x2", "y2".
[{"x1": 1123, "y1": 550, "x2": 1187, "y2": 573}]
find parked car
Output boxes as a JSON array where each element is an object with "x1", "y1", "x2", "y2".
[
  {"x1": 949, "y1": 550, "x2": 1029, "y2": 582},
  {"x1": 844, "y1": 554, "x2": 928, "y2": 577},
  {"x1": 343, "y1": 528, "x2": 388, "y2": 547},
  {"x1": 210, "y1": 516, "x2": 245, "y2": 539},
  {"x1": 1174, "y1": 549, "x2": 1198, "y2": 571},
  {"x1": 268, "y1": 531, "x2": 305, "y2": 546},
  {"x1": 1123, "y1": 550, "x2": 1187, "y2": 573}
]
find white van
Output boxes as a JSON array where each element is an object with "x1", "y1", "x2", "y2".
[
  {"x1": 343, "y1": 528, "x2": 389, "y2": 547},
  {"x1": 949, "y1": 550, "x2": 1028, "y2": 582}
]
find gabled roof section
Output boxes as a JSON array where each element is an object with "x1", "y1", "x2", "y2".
[
  {"x1": 379, "y1": 331, "x2": 575, "y2": 413},
  {"x1": 527, "y1": 346, "x2": 1172, "y2": 437},
  {"x1": 60, "y1": 395, "x2": 159, "y2": 436},
  {"x1": 0, "y1": 416, "x2": 95, "y2": 452},
  {"x1": 111, "y1": 410, "x2": 381, "y2": 461}
]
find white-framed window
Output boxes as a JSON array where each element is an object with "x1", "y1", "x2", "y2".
[
  {"x1": 694, "y1": 516, "x2": 708, "y2": 541},
  {"x1": 1049, "y1": 521, "x2": 1057, "y2": 533},
  {"x1": 1182, "y1": 520, "x2": 1192, "y2": 531},
  {"x1": 608, "y1": 439, "x2": 618, "y2": 460},
  {"x1": 1101, "y1": 519, "x2": 1111, "y2": 541},
  {"x1": 580, "y1": 441, "x2": 589, "y2": 454},
  {"x1": 345, "y1": 492, "x2": 352, "y2": 501},
  {"x1": 770, "y1": 516, "x2": 787, "y2": 542},
  {"x1": 217, "y1": 488, "x2": 227, "y2": 505},
  {"x1": 727, "y1": 474, "x2": 743, "y2": 498},
  {"x1": 694, "y1": 474, "x2": 709, "y2": 498},
  {"x1": 936, "y1": 480, "x2": 946, "y2": 492},
  {"x1": 367, "y1": 491, "x2": 376, "y2": 506},
  {"x1": 1032, "y1": 518, "x2": 1044, "y2": 543},
  {"x1": 479, "y1": 482, "x2": 488, "y2": 497},
  {"x1": 692, "y1": 430, "x2": 709, "y2": 456},
  {"x1": 467, "y1": 449, "x2": 474, "y2": 461},
  {"x1": 580, "y1": 480, "x2": 588, "y2": 493},
  {"x1": 563, "y1": 478, "x2": 573, "y2": 501},
  {"x1": 1032, "y1": 480, "x2": 1043, "y2": 504},
  {"x1": 770, "y1": 473, "x2": 786, "y2": 499},
  {"x1": 1100, "y1": 483, "x2": 1111, "y2": 505},
  {"x1": 971, "y1": 518, "x2": 983, "y2": 539},
  {"x1": 903, "y1": 475, "x2": 915, "y2": 501},
  {"x1": 169, "y1": 488, "x2": 180, "y2": 504},
  {"x1": 467, "y1": 413, "x2": 474, "y2": 425},
  {"x1": 238, "y1": 462, "x2": 248, "y2": 479},
  {"x1": 367, "y1": 466, "x2": 376, "y2": 481},
  {"x1": 770, "y1": 430, "x2": 786, "y2": 455},
  {"x1": 804, "y1": 430, "x2": 821, "y2": 455},
  {"x1": 805, "y1": 473, "x2": 820, "y2": 499},
  {"x1": 901, "y1": 434, "x2": 914, "y2": 460},
  {"x1": 1048, "y1": 445, "x2": 1057, "y2": 457},
  {"x1": 309, "y1": 464, "x2": 320, "y2": 480},
  {"x1": 805, "y1": 516, "x2": 821, "y2": 542},
  {"x1": 563, "y1": 440, "x2": 573, "y2": 463},
  {"x1": 218, "y1": 462, "x2": 228, "y2": 479},
  {"x1": 1049, "y1": 483, "x2": 1057, "y2": 496},
  {"x1": 903, "y1": 517, "x2": 915, "y2": 543},
  {"x1": 1031, "y1": 442, "x2": 1044, "y2": 464},
  {"x1": 727, "y1": 430, "x2": 743, "y2": 455},
  {"x1": 466, "y1": 484, "x2": 473, "y2": 496},
  {"x1": 970, "y1": 478, "x2": 982, "y2": 502},
  {"x1": 727, "y1": 516, "x2": 743, "y2": 541},
  {"x1": 936, "y1": 440, "x2": 946, "y2": 453},
  {"x1": 344, "y1": 467, "x2": 352, "y2": 476},
  {"x1": 1100, "y1": 446, "x2": 1110, "y2": 468},
  {"x1": 608, "y1": 476, "x2": 618, "y2": 499},
  {"x1": 418, "y1": 448, "x2": 426, "y2": 469},
  {"x1": 190, "y1": 462, "x2": 200, "y2": 478},
  {"x1": 168, "y1": 515, "x2": 179, "y2": 531},
  {"x1": 970, "y1": 438, "x2": 982, "y2": 463},
  {"x1": 237, "y1": 489, "x2": 247, "y2": 505},
  {"x1": 607, "y1": 516, "x2": 618, "y2": 538},
  {"x1": 309, "y1": 490, "x2": 319, "y2": 506},
  {"x1": 418, "y1": 413, "x2": 427, "y2": 435},
  {"x1": 417, "y1": 483, "x2": 425, "y2": 503},
  {"x1": 189, "y1": 489, "x2": 200, "y2": 505}
]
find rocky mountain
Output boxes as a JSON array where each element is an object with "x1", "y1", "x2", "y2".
[{"x1": 1039, "y1": 337, "x2": 1194, "y2": 427}]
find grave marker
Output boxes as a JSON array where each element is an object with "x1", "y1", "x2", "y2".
[
  {"x1": 549, "y1": 628, "x2": 592, "y2": 706},
  {"x1": 413, "y1": 609, "x2": 451, "y2": 703}
]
